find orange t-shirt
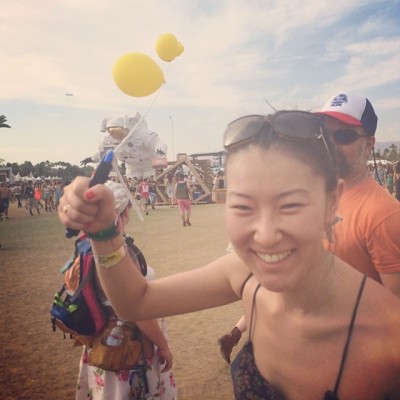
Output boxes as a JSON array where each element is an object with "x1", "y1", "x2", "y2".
[{"x1": 328, "y1": 177, "x2": 400, "y2": 282}]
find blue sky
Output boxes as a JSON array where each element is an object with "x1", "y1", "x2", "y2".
[{"x1": 1, "y1": 0, "x2": 399, "y2": 165}]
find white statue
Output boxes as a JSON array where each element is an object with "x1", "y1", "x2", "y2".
[{"x1": 81, "y1": 112, "x2": 167, "y2": 178}]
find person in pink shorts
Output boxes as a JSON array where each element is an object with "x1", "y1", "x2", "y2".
[{"x1": 174, "y1": 173, "x2": 192, "y2": 226}]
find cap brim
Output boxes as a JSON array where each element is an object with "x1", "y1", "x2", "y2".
[{"x1": 315, "y1": 111, "x2": 362, "y2": 127}]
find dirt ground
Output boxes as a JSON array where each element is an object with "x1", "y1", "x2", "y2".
[{"x1": 0, "y1": 201, "x2": 243, "y2": 400}]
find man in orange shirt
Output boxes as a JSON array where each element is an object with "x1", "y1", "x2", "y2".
[{"x1": 317, "y1": 91, "x2": 400, "y2": 296}]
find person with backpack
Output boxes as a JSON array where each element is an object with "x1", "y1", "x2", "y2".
[{"x1": 69, "y1": 180, "x2": 177, "y2": 400}]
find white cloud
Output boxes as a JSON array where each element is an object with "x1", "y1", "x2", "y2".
[{"x1": 0, "y1": 0, "x2": 399, "y2": 164}]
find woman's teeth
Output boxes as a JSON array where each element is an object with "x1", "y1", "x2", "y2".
[{"x1": 256, "y1": 250, "x2": 292, "y2": 263}]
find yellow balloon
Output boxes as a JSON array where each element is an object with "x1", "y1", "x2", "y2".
[
  {"x1": 112, "y1": 52, "x2": 164, "y2": 97},
  {"x1": 177, "y1": 42, "x2": 184, "y2": 56},
  {"x1": 155, "y1": 33, "x2": 180, "y2": 62}
]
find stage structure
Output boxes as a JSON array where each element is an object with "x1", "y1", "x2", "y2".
[{"x1": 155, "y1": 155, "x2": 211, "y2": 204}]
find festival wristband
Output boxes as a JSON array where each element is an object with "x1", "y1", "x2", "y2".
[
  {"x1": 86, "y1": 215, "x2": 120, "y2": 241},
  {"x1": 93, "y1": 244, "x2": 127, "y2": 268}
]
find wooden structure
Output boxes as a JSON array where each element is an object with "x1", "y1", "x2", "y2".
[{"x1": 155, "y1": 155, "x2": 211, "y2": 204}]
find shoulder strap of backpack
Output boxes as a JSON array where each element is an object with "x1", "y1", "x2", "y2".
[
  {"x1": 60, "y1": 234, "x2": 90, "y2": 273},
  {"x1": 65, "y1": 236, "x2": 93, "y2": 303},
  {"x1": 67, "y1": 267, "x2": 91, "y2": 303},
  {"x1": 125, "y1": 234, "x2": 147, "y2": 276}
]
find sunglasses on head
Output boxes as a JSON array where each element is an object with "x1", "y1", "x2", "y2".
[
  {"x1": 331, "y1": 129, "x2": 367, "y2": 145},
  {"x1": 223, "y1": 110, "x2": 332, "y2": 158}
]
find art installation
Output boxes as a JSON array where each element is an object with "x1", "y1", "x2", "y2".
[{"x1": 81, "y1": 112, "x2": 167, "y2": 179}]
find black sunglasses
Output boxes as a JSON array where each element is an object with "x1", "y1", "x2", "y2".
[
  {"x1": 223, "y1": 110, "x2": 332, "y2": 158},
  {"x1": 331, "y1": 129, "x2": 367, "y2": 145}
]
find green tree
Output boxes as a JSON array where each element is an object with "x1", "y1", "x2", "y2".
[
  {"x1": 0, "y1": 115, "x2": 11, "y2": 129},
  {"x1": 5, "y1": 162, "x2": 20, "y2": 175},
  {"x1": 383, "y1": 148, "x2": 390, "y2": 160},
  {"x1": 34, "y1": 160, "x2": 54, "y2": 177},
  {"x1": 0, "y1": 116, "x2": 11, "y2": 162},
  {"x1": 1, "y1": 158, "x2": 94, "y2": 180},
  {"x1": 18, "y1": 161, "x2": 34, "y2": 177}
]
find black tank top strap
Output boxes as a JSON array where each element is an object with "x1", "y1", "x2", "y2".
[
  {"x1": 240, "y1": 273, "x2": 253, "y2": 298},
  {"x1": 324, "y1": 275, "x2": 367, "y2": 400},
  {"x1": 248, "y1": 283, "x2": 261, "y2": 341}
]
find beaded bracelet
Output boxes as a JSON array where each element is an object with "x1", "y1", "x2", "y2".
[
  {"x1": 93, "y1": 244, "x2": 127, "y2": 268},
  {"x1": 86, "y1": 215, "x2": 120, "y2": 241}
]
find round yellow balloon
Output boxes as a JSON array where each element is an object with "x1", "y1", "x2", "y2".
[
  {"x1": 177, "y1": 42, "x2": 184, "y2": 56},
  {"x1": 112, "y1": 52, "x2": 164, "y2": 97},
  {"x1": 155, "y1": 33, "x2": 180, "y2": 62}
]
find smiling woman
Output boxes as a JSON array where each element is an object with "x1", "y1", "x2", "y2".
[{"x1": 58, "y1": 109, "x2": 400, "y2": 400}]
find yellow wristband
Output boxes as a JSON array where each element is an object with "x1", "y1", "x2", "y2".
[{"x1": 93, "y1": 244, "x2": 127, "y2": 268}]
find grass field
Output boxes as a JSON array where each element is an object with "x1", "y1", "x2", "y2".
[{"x1": 0, "y1": 202, "x2": 243, "y2": 400}]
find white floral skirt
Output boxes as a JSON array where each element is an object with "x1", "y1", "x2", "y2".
[{"x1": 76, "y1": 346, "x2": 178, "y2": 400}]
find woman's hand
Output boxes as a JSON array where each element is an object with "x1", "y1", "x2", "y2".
[{"x1": 58, "y1": 177, "x2": 116, "y2": 234}]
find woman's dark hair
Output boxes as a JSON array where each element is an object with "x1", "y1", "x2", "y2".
[{"x1": 225, "y1": 113, "x2": 339, "y2": 192}]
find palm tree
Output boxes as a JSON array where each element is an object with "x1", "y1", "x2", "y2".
[{"x1": 0, "y1": 115, "x2": 11, "y2": 128}]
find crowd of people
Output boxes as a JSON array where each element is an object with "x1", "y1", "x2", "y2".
[
  {"x1": 370, "y1": 161, "x2": 400, "y2": 199},
  {"x1": 3, "y1": 157, "x2": 396, "y2": 226},
  {"x1": 0, "y1": 179, "x2": 65, "y2": 218},
  {"x1": 0, "y1": 179, "x2": 66, "y2": 248},
  {"x1": 123, "y1": 171, "x2": 196, "y2": 226}
]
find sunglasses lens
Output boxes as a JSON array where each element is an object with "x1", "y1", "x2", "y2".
[
  {"x1": 273, "y1": 111, "x2": 321, "y2": 140},
  {"x1": 224, "y1": 111, "x2": 325, "y2": 149},
  {"x1": 223, "y1": 115, "x2": 266, "y2": 148},
  {"x1": 332, "y1": 129, "x2": 359, "y2": 145}
]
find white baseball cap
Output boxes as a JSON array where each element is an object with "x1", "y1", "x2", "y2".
[{"x1": 316, "y1": 91, "x2": 378, "y2": 136}]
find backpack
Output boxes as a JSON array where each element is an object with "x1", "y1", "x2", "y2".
[
  {"x1": 50, "y1": 234, "x2": 147, "y2": 340},
  {"x1": 50, "y1": 235, "x2": 107, "y2": 339}
]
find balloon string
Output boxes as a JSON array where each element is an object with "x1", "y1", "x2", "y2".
[
  {"x1": 142, "y1": 72, "x2": 167, "y2": 120},
  {"x1": 142, "y1": 61, "x2": 170, "y2": 118},
  {"x1": 112, "y1": 158, "x2": 144, "y2": 222}
]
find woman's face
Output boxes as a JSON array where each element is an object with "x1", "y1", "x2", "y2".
[{"x1": 225, "y1": 146, "x2": 338, "y2": 292}]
